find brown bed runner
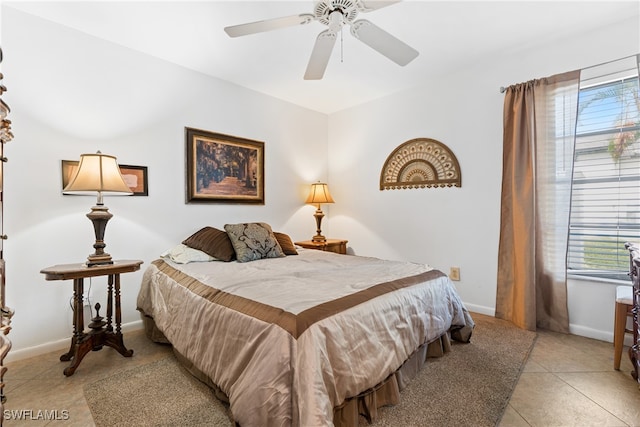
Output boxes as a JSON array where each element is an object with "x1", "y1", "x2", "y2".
[{"x1": 152, "y1": 259, "x2": 446, "y2": 338}]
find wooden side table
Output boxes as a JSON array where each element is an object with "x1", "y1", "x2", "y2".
[
  {"x1": 40, "y1": 259, "x2": 143, "y2": 376},
  {"x1": 295, "y1": 239, "x2": 348, "y2": 255}
]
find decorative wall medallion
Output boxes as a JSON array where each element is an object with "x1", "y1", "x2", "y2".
[{"x1": 380, "y1": 138, "x2": 461, "y2": 190}]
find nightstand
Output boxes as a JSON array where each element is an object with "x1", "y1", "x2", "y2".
[
  {"x1": 40, "y1": 259, "x2": 143, "y2": 376},
  {"x1": 295, "y1": 239, "x2": 348, "y2": 255}
]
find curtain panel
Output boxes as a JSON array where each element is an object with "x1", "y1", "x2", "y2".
[{"x1": 496, "y1": 70, "x2": 580, "y2": 333}]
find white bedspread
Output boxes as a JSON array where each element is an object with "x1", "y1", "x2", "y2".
[{"x1": 137, "y1": 248, "x2": 473, "y2": 427}]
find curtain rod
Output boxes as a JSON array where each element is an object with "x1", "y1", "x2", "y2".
[{"x1": 499, "y1": 53, "x2": 639, "y2": 93}]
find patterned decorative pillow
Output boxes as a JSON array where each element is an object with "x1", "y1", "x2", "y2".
[
  {"x1": 224, "y1": 222, "x2": 285, "y2": 262},
  {"x1": 182, "y1": 226, "x2": 236, "y2": 262},
  {"x1": 274, "y1": 232, "x2": 298, "y2": 255}
]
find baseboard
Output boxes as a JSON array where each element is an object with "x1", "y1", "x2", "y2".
[
  {"x1": 464, "y1": 305, "x2": 632, "y2": 346},
  {"x1": 4, "y1": 319, "x2": 144, "y2": 363},
  {"x1": 569, "y1": 322, "x2": 633, "y2": 346},
  {"x1": 464, "y1": 303, "x2": 495, "y2": 317}
]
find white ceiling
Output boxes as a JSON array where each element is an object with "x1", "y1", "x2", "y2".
[{"x1": 4, "y1": 0, "x2": 640, "y2": 114}]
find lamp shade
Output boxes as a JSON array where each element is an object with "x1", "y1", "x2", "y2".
[
  {"x1": 63, "y1": 151, "x2": 132, "y2": 195},
  {"x1": 305, "y1": 182, "x2": 335, "y2": 205}
]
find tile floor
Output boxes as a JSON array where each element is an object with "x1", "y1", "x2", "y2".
[
  {"x1": 2, "y1": 321, "x2": 640, "y2": 426},
  {"x1": 500, "y1": 329, "x2": 640, "y2": 427}
]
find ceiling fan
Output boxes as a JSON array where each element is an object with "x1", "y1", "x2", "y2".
[{"x1": 224, "y1": 0, "x2": 419, "y2": 80}]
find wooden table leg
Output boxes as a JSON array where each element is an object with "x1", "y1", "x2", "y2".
[
  {"x1": 59, "y1": 335, "x2": 76, "y2": 363},
  {"x1": 60, "y1": 278, "x2": 96, "y2": 376},
  {"x1": 103, "y1": 273, "x2": 133, "y2": 357},
  {"x1": 60, "y1": 275, "x2": 133, "y2": 376},
  {"x1": 106, "y1": 274, "x2": 113, "y2": 333},
  {"x1": 115, "y1": 273, "x2": 122, "y2": 335},
  {"x1": 62, "y1": 339, "x2": 93, "y2": 377},
  {"x1": 60, "y1": 278, "x2": 85, "y2": 362}
]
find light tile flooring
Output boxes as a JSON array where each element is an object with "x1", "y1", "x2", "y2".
[
  {"x1": 500, "y1": 330, "x2": 640, "y2": 427},
  {"x1": 2, "y1": 325, "x2": 640, "y2": 426}
]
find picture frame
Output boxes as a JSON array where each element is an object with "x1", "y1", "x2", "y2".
[
  {"x1": 61, "y1": 160, "x2": 149, "y2": 196},
  {"x1": 185, "y1": 127, "x2": 264, "y2": 204},
  {"x1": 119, "y1": 164, "x2": 148, "y2": 196}
]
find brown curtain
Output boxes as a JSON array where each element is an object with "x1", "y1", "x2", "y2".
[{"x1": 496, "y1": 70, "x2": 580, "y2": 333}]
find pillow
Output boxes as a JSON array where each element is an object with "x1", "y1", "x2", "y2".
[
  {"x1": 274, "y1": 232, "x2": 298, "y2": 255},
  {"x1": 224, "y1": 222, "x2": 285, "y2": 262},
  {"x1": 182, "y1": 226, "x2": 236, "y2": 262},
  {"x1": 161, "y1": 244, "x2": 217, "y2": 264}
]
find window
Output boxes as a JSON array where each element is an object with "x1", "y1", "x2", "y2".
[{"x1": 567, "y1": 69, "x2": 640, "y2": 281}]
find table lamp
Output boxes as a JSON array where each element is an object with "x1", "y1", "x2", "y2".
[
  {"x1": 305, "y1": 182, "x2": 334, "y2": 242},
  {"x1": 63, "y1": 151, "x2": 132, "y2": 266}
]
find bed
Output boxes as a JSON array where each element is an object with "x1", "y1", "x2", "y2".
[{"x1": 136, "y1": 223, "x2": 474, "y2": 427}]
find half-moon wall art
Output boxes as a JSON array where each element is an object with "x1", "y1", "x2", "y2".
[{"x1": 380, "y1": 138, "x2": 461, "y2": 190}]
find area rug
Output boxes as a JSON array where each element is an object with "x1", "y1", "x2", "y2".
[
  {"x1": 84, "y1": 313, "x2": 535, "y2": 427},
  {"x1": 358, "y1": 313, "x2": 537, "y2": 426},
  {"x1": 84, "y1": 356, "x2": 234, "y2": 426}
]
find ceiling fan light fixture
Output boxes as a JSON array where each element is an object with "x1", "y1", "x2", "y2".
[
  {"x1": 327, "y1": 10, "x2": 345, "y2": 32},
  {"x1": 315, "y1": 0, "x2": 359, "y2": 25}
]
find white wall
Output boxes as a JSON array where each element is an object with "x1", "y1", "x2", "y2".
[
  {"x1": 328, "y1": 16, "x2": 639, "y2": 340},
  {"x1": 1, "y1": 7, "x2": 328, "y2": 359}
]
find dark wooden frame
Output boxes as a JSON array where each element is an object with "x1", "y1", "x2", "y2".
[
  {"x1": 185, "y1": 127, "x2": 264, "y2": 204},
  {"x1": 626, "y1": 242, "x2": 640, "y2": 385},
  {"x1": 61, "y1": 160, "x2": 148, "y2": 196},
  {"x1": 119, "y1": 165, "x2": 148, "y2": 196}
]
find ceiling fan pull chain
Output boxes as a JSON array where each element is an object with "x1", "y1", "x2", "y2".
[{"x1": 340, "y1": 26, "x2": 344, "y2": 63}]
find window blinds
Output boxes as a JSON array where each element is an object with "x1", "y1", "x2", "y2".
[{"x1": 567, "y1": 56, "x2": 640, "y2": 281}]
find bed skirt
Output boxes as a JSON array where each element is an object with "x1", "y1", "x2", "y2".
[
  {"x1": 331, "y1": 331, "x2": 452, "y2": 427},
  {"x1": 141, "y1": 314, "x2": 467, "y2": 427}
]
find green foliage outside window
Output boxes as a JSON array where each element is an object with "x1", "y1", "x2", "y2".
[{"x1": 582, "y1": 237, "x2": 629, "y2": 271}]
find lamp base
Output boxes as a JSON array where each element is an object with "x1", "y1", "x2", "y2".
[
  {"x1": 86, "y1": 255, "x2": 114, "y2": 267},
  {"x1": 312, "y1": 207, "x2": 327, "y2": 243},
  {"x1": 86, "y1": 204, "x2": 114, "y2": 267}
]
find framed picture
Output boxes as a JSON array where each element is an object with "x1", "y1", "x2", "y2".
[
  {"x1": 119, "y1": 165, "x2": 148, "y2": 196},
  {"x1": 185, "y1": 127, "x2": 264, "y2": 204},
  {"x1": 61, "y1": 160, "x2": 149, "y2": 196}
]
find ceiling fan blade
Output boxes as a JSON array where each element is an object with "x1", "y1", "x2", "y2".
[
  {"x1": 224, "y1": 13, "x2": 314, "y2": 37},
  {"x1": 304, "y1": 30, "x2": 337, "y2": 80},
  {"x1": 357, "y1": 0, "x2": 403, "y2": 12},
  {"x1": 350, "y1": 19, "x2": 418, "y2": 66}
]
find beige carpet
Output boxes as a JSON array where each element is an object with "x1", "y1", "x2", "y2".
[
  {"x1": 84, "y1": 356, "x2": 235, "y2": 426},
  {"x1": 358, "y1": 313, "x2": 537, "y2": 426},
  {"x1": 85, "y1": 313, "x2": 536, "y2": 427}
]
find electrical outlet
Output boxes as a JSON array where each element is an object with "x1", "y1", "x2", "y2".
[{"x1": 449, "y1": 267, "x2": 460, "y2": 281}]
